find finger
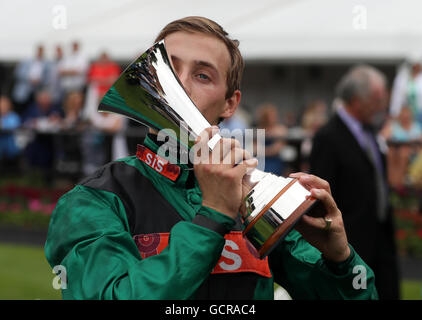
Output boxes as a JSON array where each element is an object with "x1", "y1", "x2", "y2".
[
  {"x1": 299, "y1": 213, "x2": 327, "y2": 230},
  {"x1": 310, "y1": 188, "x2": 337, "y2": 217},
  {"x1": 294, "y1": 174, "x2": 331, "y2": 194},
  {"x1": 221, "y1": 147, "x2": 250, "y2": 167},
  {"x1": 194, "y1": 126, "x2": 220, "y2": 163},
  {"x1": 232, "y1": 147, "x2": 252, "y2": 164},
  {"x1": 196, "y1": 126, "x2": 220, "y2": 145},
  {"x1": 213, "y1": 138, "x2": 241, "y2": 163},
  {"x1": 232, "y1": 157, "x2": 258, "y2": 177},
  {"x1": 289, "y1": 172, "x2": 307, "y2": 178}
]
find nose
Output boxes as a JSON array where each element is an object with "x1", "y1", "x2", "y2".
[{"x1": 177, "y1": 69, "x2": 192, "y2": 97}]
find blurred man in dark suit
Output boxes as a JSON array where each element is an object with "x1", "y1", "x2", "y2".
[{"x1": 309, "y1": 65, "x2": 400, "y2": 299}]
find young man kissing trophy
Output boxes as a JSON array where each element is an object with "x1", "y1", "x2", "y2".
[{"x1": 45, "y1": 16, "x2": 378, "y2": 300}]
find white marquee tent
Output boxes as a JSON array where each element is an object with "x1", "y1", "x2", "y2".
[{"x1": 1, "y1": 0, "x2": 422, "y2": 62}]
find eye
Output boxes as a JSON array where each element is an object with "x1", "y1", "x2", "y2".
[{"x1": 196, "y1": 73, "x2": 210, "y2": 81}]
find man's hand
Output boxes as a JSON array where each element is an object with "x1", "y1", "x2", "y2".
[
  {"x1": 194, "y1": 127, "x2": 258, "y2": 220},
  {"x1": 290, "y1": 172, "x2": 351, "y2": 263}
]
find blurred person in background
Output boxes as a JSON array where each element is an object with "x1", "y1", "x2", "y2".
[
  {"x1": 219, "y1": 105, "x2": 249, "y2": 134},
  {"x1": 218, "y1": 106, "x2": 251, "y2": 158},
  {"x1": 390, "y1": 105, "x2": 422, "y2": 143},
  {"x1": 310, "y1": 65, "x2": 400, "y2": 299},
  {"x1": 81, "y1": 112, "x2": 128, "y2": 176},
  {"x1": 58, "y1": 41, "x2": 89, "y2": 94},
  {"x1": 385, "y1": 105, "x2": 422, "y2": 189},
  {"x1": 22, "y1": 89, "x2": 62, "y2": 129},
  {"x1": 80, "y1": 51, "x2": 127, "y2": 175},
  {"x1": 48, "y1": 45, "x2": 65, "y2": 106},
  {"x1": 22, "y1": 89, "x2": 63, "y2": 184},
  {"x1": 11, "y1": 44, "x2": 51, "y2": 114},
  {"x1": 282, "y1": 110, "x2": 298, "y2": 129},
  {"x1": 0, "y1": 95, "x2": 21, "y2": 170},
  {"x1": 300, "y1": 99, "x2": 328, "y2": 171},
  {"x1": 54, "y1": 91, "x2": 86, "y2": 184},
  {"x1": 87, "y1": 51, "x2": 121, "y2": 100},
  {"x1": 255, "y1": 103, "x2": 287, "y2": 175},
  {"x1": 60, "y1": 91, "x2": 85, "y2": 130},
  {"x1": 390, "y1": 65, "x2": 422, "y2": 194},
  {"x1": 390, "y1": 54, "x2": 422, "y2": 126}
]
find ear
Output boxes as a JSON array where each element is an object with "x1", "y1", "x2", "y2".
[{"x1": 220, "y1": 90, "x2": 241, "y2": 120}]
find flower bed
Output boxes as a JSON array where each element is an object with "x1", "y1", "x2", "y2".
[
  {"x1": 0, "y1": 184, "x2": 69, "y2": 229},
  {"x1": 391, "y1": 189, "x2": 422, "y2": 258},
  {"x1": 1, "y1": 177, "x2": 422, "y2": 258}
]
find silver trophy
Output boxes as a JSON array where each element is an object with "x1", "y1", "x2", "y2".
[{"x1": 99, "y1": 40, "x2": 323, "y2": 259}]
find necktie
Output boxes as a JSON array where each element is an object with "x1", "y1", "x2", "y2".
[{"x1": 362, "y1": 128, "x2": 387, "y2": 222}]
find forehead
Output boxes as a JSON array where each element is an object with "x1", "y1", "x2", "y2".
[
  {"x1": 371, "y1": 80, "x2": 386, "y2": 97},
  {"x1": 164, "y1": 31, "x2": 231, "y2": 76}
]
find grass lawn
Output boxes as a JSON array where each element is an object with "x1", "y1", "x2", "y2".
[
  {"x1": 0, "y1": 243, "x2": 61, "y2": 300},
  {"x1": 0, "y1": 242, "x2": 420, "y2": 300},
  {"x1": 401, "y1": 279, "x2": 422, "y2": 300}
]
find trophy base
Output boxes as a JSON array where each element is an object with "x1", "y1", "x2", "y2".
[{"x1": 242, "y1": 177, "x2": 321, "y2": 259}]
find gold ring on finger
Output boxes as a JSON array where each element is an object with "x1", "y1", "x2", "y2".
[{"x1": 323, "y1": 217, "x2": 332, "y2": 231}]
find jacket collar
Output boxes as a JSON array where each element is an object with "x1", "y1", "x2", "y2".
[{"x1": 142, "y1": 133, "x2": 195, "y2": 187}]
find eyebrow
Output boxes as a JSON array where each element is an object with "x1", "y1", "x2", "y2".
[
  {"x1": 195, "y1": 60, "x2": 218, "y2": 73},
  {"x1": 171, "y1": 55, "x2": 220, "y2": 76}
]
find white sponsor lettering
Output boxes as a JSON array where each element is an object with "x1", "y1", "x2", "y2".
[{"x1": 219, "y1": 240, "x2": 242, "y2": 271}]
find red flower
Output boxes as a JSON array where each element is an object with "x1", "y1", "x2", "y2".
[
  {"x1": 417, "y1": 229, "x2": 422, "y2": 239},
  {"x1": 28, "y1": 199, "x2": 42, "y2": 212}
]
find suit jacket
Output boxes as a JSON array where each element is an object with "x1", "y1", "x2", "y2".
[{"x1": 309, "y1": 113, "x2": 396, "y2": 266}]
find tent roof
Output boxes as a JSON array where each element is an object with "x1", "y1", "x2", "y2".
[{"x1": 1, "y1": 0, "x2": 422, "y2": 62}]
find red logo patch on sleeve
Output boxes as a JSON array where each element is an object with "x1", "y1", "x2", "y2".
[
  {"x1": 133, "y1": 233, "x2": 169, "y2": 259},
  {"x1": 133, "y1": 231, "x2": 272, "y2": 278}
]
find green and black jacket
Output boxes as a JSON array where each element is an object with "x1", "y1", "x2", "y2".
[{"x1": 45, "y1": 134, "x2": 379, "y2": 300}]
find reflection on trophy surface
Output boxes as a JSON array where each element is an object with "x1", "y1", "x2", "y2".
[{"x1": 98, "y1": 40, "x2": 324, "y2": 259}]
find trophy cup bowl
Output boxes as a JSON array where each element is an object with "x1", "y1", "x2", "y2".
[{"x1": 98, "y1": 40, "x2": 324, "y2": 259}]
